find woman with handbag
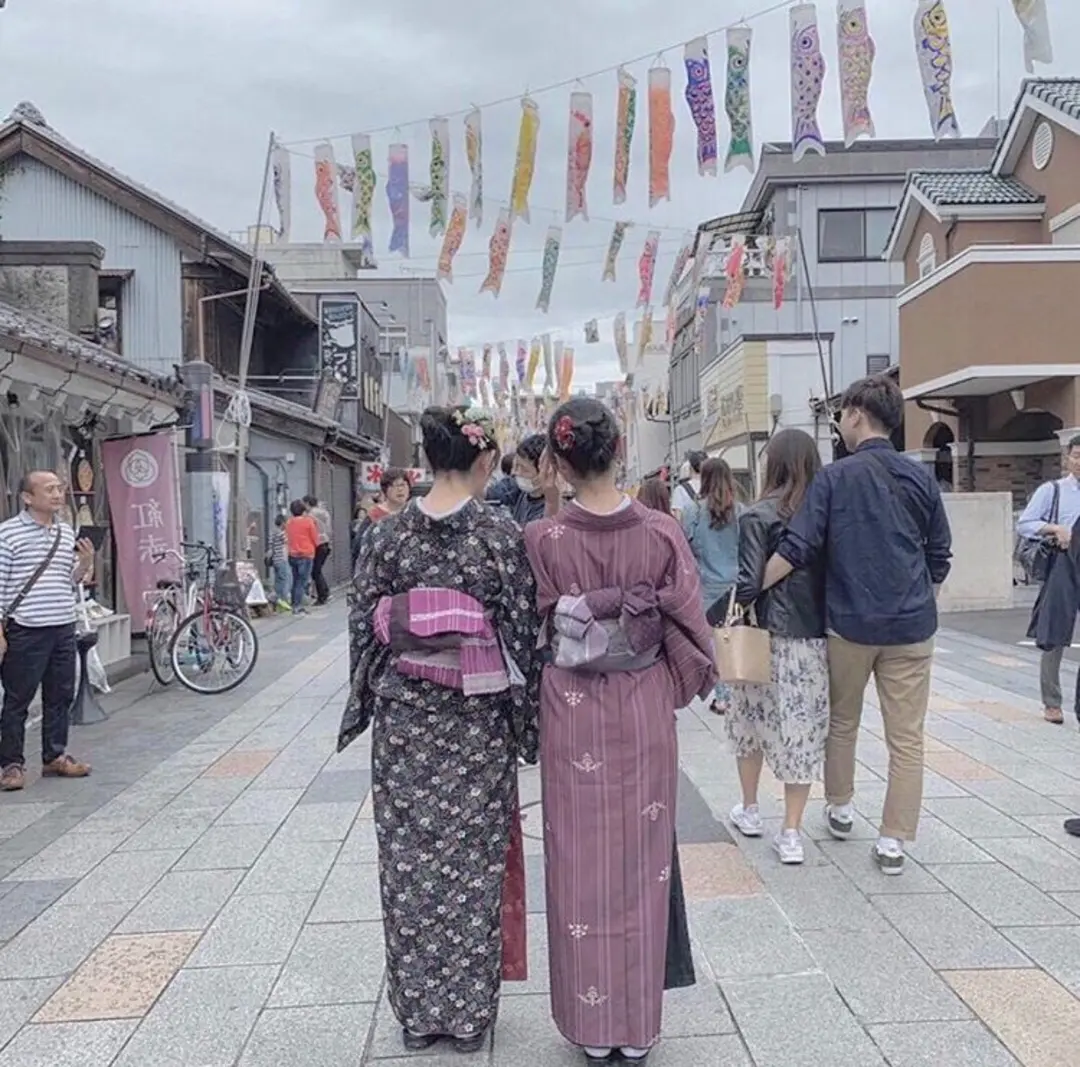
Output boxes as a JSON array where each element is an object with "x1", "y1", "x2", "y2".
[
  {"x1": 683, "y1": 457, "x2": 741, "y2": 715},
  {"x1": 726, "y1": 429, "x2": 828, "y2": 865}
]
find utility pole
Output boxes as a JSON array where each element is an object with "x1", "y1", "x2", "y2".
[{"x1": 230, "y1": 133, "x2": 275, "y2": 563}]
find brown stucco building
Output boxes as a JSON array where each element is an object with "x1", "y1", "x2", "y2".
[{"x1": 885, "y1": 79, "x2": 1080, "y2": 505}]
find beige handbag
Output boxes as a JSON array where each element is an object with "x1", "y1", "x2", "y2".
[{"x1": 713, "y1": 588, "x2": 772, "y2": 685}]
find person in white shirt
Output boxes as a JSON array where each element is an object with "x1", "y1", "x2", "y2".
[
  {"x1": 1016, "y1": 436, "x2": 1080, "y2": 723},
  {"x1": 670, "y1": 451, "x2": 706, "y2": 522}
]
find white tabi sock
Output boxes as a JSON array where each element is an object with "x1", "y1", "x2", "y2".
[
  {"x1": 620, "y1": 1046, "x2": 651, "y2": 1060},
  {"x1": 583, "y1": 1048, "x2": 612, "y2": 1059}
]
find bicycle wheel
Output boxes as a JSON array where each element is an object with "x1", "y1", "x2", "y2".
[
  {"x1": 146, "y1": 599, "x2": 179, "y2": 686},
  {"x1": 169, "y1": 608, "x2": 259, "y2": 695}
]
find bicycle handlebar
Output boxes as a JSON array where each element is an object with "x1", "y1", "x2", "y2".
[{"x1": 151, "y1": 541, "x2": 224, "y2": 566}]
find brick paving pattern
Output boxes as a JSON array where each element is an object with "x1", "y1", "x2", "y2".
[{"x1": 0, "y1": 606, "x2": 1076, "y2": 1063}]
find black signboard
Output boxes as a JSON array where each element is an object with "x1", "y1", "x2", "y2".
[{"x1": 319, "y1": 299, "x2": 359, "y2": 397}]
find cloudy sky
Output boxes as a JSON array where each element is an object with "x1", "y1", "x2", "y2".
[{"x1": 2, "y1": 0, "x2": 1075, "y2": 387}]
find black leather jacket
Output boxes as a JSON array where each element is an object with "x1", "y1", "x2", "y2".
[{"x1": 735, "y1": 498, "x2": 825, "y2": 639}]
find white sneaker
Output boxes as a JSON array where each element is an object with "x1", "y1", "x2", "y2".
[
  {"x1": 824, "y1": 803, "x2": 854, "y2": 840},
  {"x1": 730, "y1": 804, "x2": 764, "y2": 838},
  {"x1": 872, "y1": 836, "x2": 905, "y2": 876},
  {"x1": 773, "y1": 829, "x2": 805, "y2": 865}
]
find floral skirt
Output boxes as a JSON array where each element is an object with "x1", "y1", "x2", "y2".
[{"x1": 726, "y1": 634, "x2": 828, "y2": 784}]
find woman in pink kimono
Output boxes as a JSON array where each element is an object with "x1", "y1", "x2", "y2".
[{"x1": 523, "y1": 398, "x2": 717, "y2": 1065}]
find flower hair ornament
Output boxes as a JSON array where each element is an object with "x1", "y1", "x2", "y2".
[
  {"x1": 552, "y1": 415, "x2": 575, "y2": 452},
  {"x1": 450, "y1": 406, "x2": 495, "y2": 450}
]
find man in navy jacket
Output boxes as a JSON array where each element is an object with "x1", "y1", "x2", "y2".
[{"x1": 762, "y1": 374, "x2": 952, "y2": 875}]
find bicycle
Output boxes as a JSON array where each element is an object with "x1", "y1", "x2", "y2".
[
  {"x1": 167, "y1": 543, "x2": 259, "y2": 695},
  {"x1": 144, "y1": 545, "x2": 203, "y2": 687}
]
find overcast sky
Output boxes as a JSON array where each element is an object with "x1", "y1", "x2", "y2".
[{"x1": 2, "y1": 0, "x2": 1075, "y2": 387}]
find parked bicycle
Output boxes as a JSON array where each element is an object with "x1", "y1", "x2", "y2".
[{"x1": 146, "y1": 542, "x2": 259, "y2": 695}]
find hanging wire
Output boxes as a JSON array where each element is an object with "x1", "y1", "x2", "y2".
[{"x1": 279, "y1": 0, "x2": 794, "y2": 147}]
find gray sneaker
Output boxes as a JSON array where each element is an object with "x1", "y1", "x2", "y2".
[
  {"x1": 824, "y1": 804, "x2": 854, "y2": 840},
  {"x1": 871, "y1": 842, "x2": 905, "y2": 876}
]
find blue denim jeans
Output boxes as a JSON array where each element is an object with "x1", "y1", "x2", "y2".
[
  {"x1": 273, "y1": 561, "x2": 289, "y2": 604},
  {"x1": 289, "y1": 556, "x2": 313, "y2": 611}
]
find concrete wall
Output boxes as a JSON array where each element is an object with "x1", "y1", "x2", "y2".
[{"x1": 936, "y1": 492, "x2": 1014, "y2": 613}]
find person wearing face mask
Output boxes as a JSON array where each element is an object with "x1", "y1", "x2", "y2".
[
  {"x1": 341, "y1": 405, "x2": 542, "y2": 1054},
  {"x1": 486, "y1": 434, "x2": 549, "y2": 526}
]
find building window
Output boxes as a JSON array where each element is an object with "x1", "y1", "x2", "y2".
[
  {"x1": 867, "y1": 354, "x2": 891, "y2": 375},
  {"x1": 818, "y1": 208, "x2": 896, "y2": 262},
  {"x1": 917, "y1": 232, "x2": 936, "y2": 278},
  {"x1": 97, "y1": 274, "x2": 125, "y2": 354}
]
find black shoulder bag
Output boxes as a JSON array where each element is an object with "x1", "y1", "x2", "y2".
[
  {"x1": 2, "y1": 526, "x2": 62, "y2": 636},
  {"x1": 1015, "y1": 480, "x2": 1062, "y2": 584}
]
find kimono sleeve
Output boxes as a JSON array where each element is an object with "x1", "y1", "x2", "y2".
[
  {"x1": 490, "y1": 524, "x2": 542, "y2": 764},
  {"x1": 660, "y1": 524, "x2": 719, "y2": 707},
  {"x1": 338, "y1": 519, "x2": 395, "y2": 752}
]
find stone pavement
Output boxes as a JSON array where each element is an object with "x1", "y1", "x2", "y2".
[{"x1": 0, "y1": 610, "x2": 1078, "y2": 1065}]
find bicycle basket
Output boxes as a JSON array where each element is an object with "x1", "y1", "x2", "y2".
[{"x1": 212, "y1": 566, "x2": 248, "y2": 614}]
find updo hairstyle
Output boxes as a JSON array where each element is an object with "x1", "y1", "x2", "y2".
[
  {"x1": 547, "y1": 397, "x2": 621, "y2": 479},
  {"x1": 420, "y1": 406, "x2": 498, "y2": 473}
]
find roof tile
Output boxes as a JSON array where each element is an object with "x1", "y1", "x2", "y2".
[{"x1": 910, "y1": 168, "x2": 1043, "y2": 207}]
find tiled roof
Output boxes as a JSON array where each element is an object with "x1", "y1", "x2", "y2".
[
  {"x1": 1026, "y1": 78, "x2": 1080, "y2": 122},
  {"x1": 0, "y1": 301, "x2": 183, "y2": 397},
  {"x1": 910, "y1": 168, "x2": 1043, "y2": 207}
]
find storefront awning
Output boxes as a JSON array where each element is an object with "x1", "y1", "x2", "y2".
[{"x1": 903, "y1": 364, "x2": 1080, "y2": 402}]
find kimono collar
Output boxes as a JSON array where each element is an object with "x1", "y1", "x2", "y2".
[
  {"x1": 555, "y1": 498, "x2": 647, "y2": 532},
  {"x1": 400, "y1": 496, "x2": 482, "y2": 535}
]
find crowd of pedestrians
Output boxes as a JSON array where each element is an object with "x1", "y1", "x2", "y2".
[{"x1": 343, "y1": 373, "x2": 954, "y2": 1063}]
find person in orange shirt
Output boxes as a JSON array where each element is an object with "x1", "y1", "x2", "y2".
[{"x1": 285, "y1": 499, "x2": 319, "y2": 615}]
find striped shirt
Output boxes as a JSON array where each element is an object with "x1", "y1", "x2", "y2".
[{"x1": 0, "y1": 512, "x2": 77, "y2": 627}]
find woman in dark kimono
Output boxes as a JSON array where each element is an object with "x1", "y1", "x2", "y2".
[
  {"x1": 339, "y1": 406, "x2": 541, "y2": 1053},
  {"x1": 523, "y1": 398, "x2": 717, "y2": 1065}
]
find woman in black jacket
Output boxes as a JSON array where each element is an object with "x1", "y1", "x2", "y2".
[{"x1": 726, "y1": 429, "x2": 828, "y2": 866}]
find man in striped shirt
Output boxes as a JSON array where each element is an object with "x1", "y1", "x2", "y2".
[{"x1": 0, "y1": 471, "x2": 94, "y2": 791}]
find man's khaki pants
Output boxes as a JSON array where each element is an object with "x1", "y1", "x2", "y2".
[{"x1": 825, "y1": 634, "x2": 935, "y2": 842}]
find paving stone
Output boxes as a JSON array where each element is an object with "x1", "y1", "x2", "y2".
[
  {"x1": 974, "y1": 835, "x2": 1080, "y2": 891},
  {"x1": 338, "y1": 819, "x2": 379, "y2": 866},
  {"x1": 60, "y1": 849, "x2": 182, "y2": 907},
  {"x1": 235, "y1": 837, "x2": 339, "y2": 896},
  {"x1": 239, "y1": 1003, "x2": 376, "y2": 1066},
  {"x1": 921, "y1": 796, "x2": 1032, "y2": 839},
  {"x1": 216, "y1": 787, "x2": 305, "y2": 827},
  {"x1": 675, "y1": 772, "x2": 735, "y2": 845},
  {"x1": 801, "y1": 925, "x2": 970, "y2": 1024},
  {"x1": 117, "y1": 807, "x2": 220, "y2": 852},
  {"x1": 816, "y1": 840, "x2": 945, "y2": 896},
  {"x1": 905, "y1": 817, "x2": 994, "y2": 866},
  {"x1": 0, "y1": 903, "x2": 131, "y2": 980},
  {"x1": 202, "y1": 748, "x2": 280, "y2": 778},
  {"x1": 269, "y1": 921, "x2": 384, "y2": 1007},
  {"x1": 928, "y1": 863, "x2": 1077, "y2": 926},
  {"x1": 117, "y1": 869, "x2": 245, "y2": 934},
  {"x1": 678, "y1": 842, "x2": 762, "y2": 900},
  {"x1": 300, "y1": 768, "x2": 370, "y2": 805},
  {"x1": 0, "y1": 1019, "x2": 139, "y2": 1065},
  {"x1": 34, "y1": 932, "x2": 199, "y2": 1022},
  {"x1": 172, "y1": 822, "x2": 277, "y2": 871},
  {"x1": 1001, "y1": 925, "x2": 1080, "y2": 996},
  {"x1": 945, "y1": 968, "x2": 1080, "y2": 1067},
  {"x1": 868, "y1": 1020, "x2": 1020, "y2": 1066},
  {"x1": 757, "y1": 864, "x2": 884, "y2": 931},
  {"x1": 723, "y1": 973, "x2": 887, "y2": 1066},
  {"x1": 4, "y1": 832, "x2": 130, "y2": 882},
  {"x1": 186, "y1": 892, "x2": 313, "y2": 968},
  {"x1": 112, "y1": 964, "x2": 278, "y2": 1067},
  {"x1": 924, "y1": 750, "x2": 1003, "y2": 782},
  {"x1": 688, "y1": 896, "x2": 815, "y2": 980},
  {"x1": 872, "y1": 894, "x2": 1031, "y2": 970},
  {"x1": 0, "y1": 879, "x2": 76, "y2": 940},
  {"x1": 0, "y1": 802, "x2": 61, "y2": 839},
  {"x1": 308, "y1": 863, "x2": 382, "y2": 924},
  {"x1": 0, "y1": 977, "x2": 64, "y2": 1048},
  {"x1": 275, "y1": 801, "x2": 359, "y2": 843},
  {"x1": 661, "y1": 968, "x2": 737, "y2": 1037},
  {"x1": 168, "y1": 777, "x2": 251, "y2": 810},
  {"x1": 964, "y1": 779, "x2": 1072, "y2": 816}
]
